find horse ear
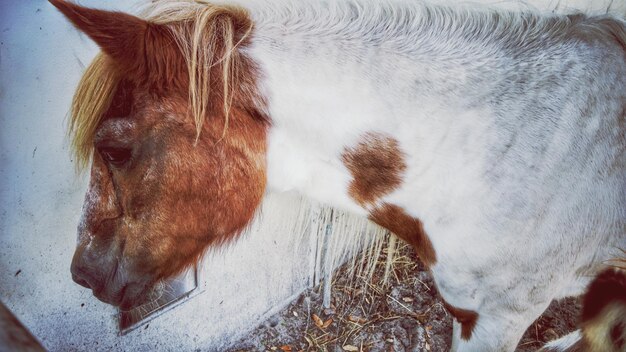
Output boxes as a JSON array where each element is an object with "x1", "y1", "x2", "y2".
[{"x1": 49, "y1": 0, "x2": 149, "y2": 69}]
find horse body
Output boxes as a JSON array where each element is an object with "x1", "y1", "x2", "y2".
[
  {"x1": 50, "y1": 0, "x2": 625, "y2": 350},
  {"x1": 252, "y1": 3, "x2": 625, "y2": 348}
]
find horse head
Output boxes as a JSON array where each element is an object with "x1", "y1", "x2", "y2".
[{"x1": 51, "y1": 0, "x2": 268, "y2": 309}]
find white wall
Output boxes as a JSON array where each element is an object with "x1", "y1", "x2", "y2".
[{"x1": 0, "y1": 0, "x2": 113, "y2": 348}]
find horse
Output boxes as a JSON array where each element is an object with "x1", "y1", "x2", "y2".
[{"x1": 50, "y1": 0, "x2": 626, "y2": 350}]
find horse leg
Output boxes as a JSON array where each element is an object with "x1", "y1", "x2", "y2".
[
  {"x1": 448, "y1": 305, "x2": 544, "y2": 352},
  {"x1": 434, "y1": 266, "x2": 563, "y2": 352}
]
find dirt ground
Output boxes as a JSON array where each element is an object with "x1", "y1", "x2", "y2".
[{"x1": 229, "y1": 243, "x2": 580, "y2": 352}]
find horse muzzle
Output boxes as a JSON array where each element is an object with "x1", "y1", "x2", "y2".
[{"x1": 70, "y1": 247, "x2": 142, "y2": 308}]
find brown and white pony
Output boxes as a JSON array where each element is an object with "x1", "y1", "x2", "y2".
[{"x1": 50, "y1": 0, "x2": 625, "y2": 350}]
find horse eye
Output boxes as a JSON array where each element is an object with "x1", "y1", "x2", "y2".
[{"x1": 98, "y1": 147, "x2": 131, "y2": 167}]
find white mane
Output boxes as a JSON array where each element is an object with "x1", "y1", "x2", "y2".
[{"x1": 235, "y1": 0, "x2": 623, "y2": 68}]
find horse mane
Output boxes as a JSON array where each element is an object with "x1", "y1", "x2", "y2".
[
  {"x1": 250, "y1": 0, "x2": 610, "y2": 57},
  {"x1": 69, "y1": 0, "x2": 254, "y2": 171},
  {"x1": 68, "y1": 0, "x2": 624, "y2": 171}
]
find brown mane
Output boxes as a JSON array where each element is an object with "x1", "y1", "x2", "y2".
[{"x1": 67, "y1": 0, "x2": 268, "y2": 171}]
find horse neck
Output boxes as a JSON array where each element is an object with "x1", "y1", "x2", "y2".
[{"x1": 245, "y1": 2, "x2": 499, "y2": 214}]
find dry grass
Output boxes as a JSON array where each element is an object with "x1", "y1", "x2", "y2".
[
  {"x1": 231, "y1": 239, "x2": 453, "y2": 351},
  {"x1": 301, "y1": 242, "x2": 438, "y2": 350},
  {"x1": 230, "y1": 238, "x2": 581, "y2": 352}
]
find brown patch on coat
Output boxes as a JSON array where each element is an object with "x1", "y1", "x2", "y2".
[
  {"x1": 369, "y1": 203, "x2": 436, "y2": 268},
  {"x1": 442, "y1": 300, "x2": 479, "y2": 341},
  {"x1": 342, "y1": 132, "x2": 406, "y2": 205},
  {"x1": 580, "y1": 267, "x2": 626, "y2": 352}
]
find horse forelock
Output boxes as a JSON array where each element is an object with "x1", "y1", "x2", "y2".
[
  {"x1": 141, "y1": 0, "x2": 266, "y2": 139},
  {"x1": 69, "y1": 0, "x2": 268, "y2": 172},
  {"x1": 69, "y1": 53, "x2": 120, "y2": 172}
]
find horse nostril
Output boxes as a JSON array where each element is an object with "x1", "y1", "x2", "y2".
[
  {"x1": 72, "y1": 273, "x2": 91, "y2": 289},
  {"x1": 71, "y1": 263, "x2": 96, "y2": 290}
]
